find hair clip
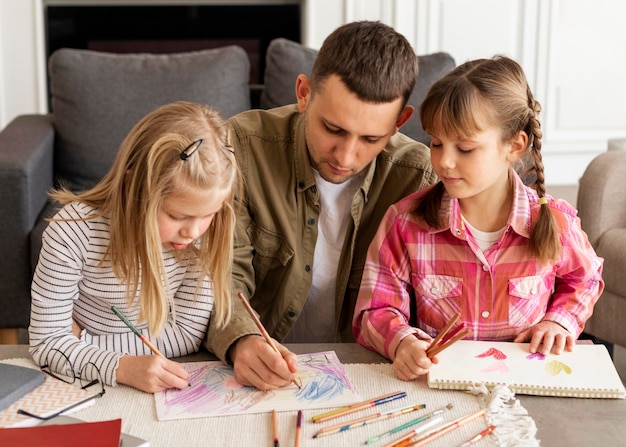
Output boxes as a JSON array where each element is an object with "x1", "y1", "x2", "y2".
[{"x1": 180, "y1": 139, "x2": 203, "y2": 160}]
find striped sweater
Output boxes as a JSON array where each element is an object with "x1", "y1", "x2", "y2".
[{"x1": 29, "y1": 202, "x2": 214, "y2": 386}]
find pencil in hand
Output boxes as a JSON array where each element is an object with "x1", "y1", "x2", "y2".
[
  {"x1": 111, "y1": 305, "x2": 165, "y2": 358},
  {"x1": 237, "y1": 292, "x2": 302, "y2": 389},
  {"x1": 426, "y1": 313, "x2": 471, "y2": 358}
]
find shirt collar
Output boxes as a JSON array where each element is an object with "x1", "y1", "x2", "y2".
[{"x1": 441, "y1": 168, "x2": 534, "y2": 239}]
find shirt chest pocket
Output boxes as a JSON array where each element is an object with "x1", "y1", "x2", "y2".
[
  {"x1": 508, "y1": 275, "x2": 554, "y2": 328},
  {"x1": 412, "y1": 274, "x2": 463, "y2": 328},
  {"x1": 248, "y1": 222, "x2": 294, "y2": 286}
]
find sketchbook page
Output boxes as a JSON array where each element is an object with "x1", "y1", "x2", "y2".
[
  {"x1": 154, "y1": 351, "x2": 362, "y2": 420},
  {"x1": 428, "y1": 340, "x2": 626, "y2": 398},
  {"x1": 0, "y1": 358, "x2": 97, "y2": 427}
]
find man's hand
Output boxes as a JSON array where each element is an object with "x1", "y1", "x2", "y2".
[{"x1": 230, "y1": 335, "x2": 299, "y2": 390}]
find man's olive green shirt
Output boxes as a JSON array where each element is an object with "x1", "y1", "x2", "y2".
[{"x1": 205, "y1": 105, "x2": 437, "y2": 362}]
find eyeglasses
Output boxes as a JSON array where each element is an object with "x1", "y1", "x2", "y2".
[{"x1": 17, "y1": 349, "x2": 105, "y2": 421}]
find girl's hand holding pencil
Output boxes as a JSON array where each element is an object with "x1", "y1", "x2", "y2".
[
  {"x1": 111, "y1": 305, "x2": 190, "y2": 393},
  {"x1": 393, "y1": 313, "x2": 471, "y2": 381}
]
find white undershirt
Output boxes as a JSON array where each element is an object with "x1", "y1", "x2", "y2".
[
  {"x1": 462, "y1": 215, "x2": 505, "y2": 252},
  {"x1": 284, "y1": 169, "x2": 364, "y2": 343}
]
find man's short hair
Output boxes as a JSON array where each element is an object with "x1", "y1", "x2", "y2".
[{"x1": 311, "y1": 21, "x2": 418, "y2": 107}]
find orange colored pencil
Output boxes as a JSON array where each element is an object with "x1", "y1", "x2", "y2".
[{"x1": 294, "y1": 410, "x2": 302, "y2": 447}]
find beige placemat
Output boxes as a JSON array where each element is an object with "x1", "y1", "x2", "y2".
[{"x1": 5, "y1": 359, "x2": 540, "y2": 446}]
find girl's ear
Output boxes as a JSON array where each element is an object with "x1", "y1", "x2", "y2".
[{"x1": 506, "y1": 131, "x2": 529, "y2": 162}]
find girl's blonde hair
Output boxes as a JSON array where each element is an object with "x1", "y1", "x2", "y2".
[
  {"x1": 50, "y1": 101, "x2": 239, "y2": 334},
  {"x1": 418, "y1": 55, "x2": 561, "y2": 264}
]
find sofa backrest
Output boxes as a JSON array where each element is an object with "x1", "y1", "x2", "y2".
[
  {"x1": 259, "y1": 38, "x2": 456, "y2": 146},
  {"x1": 49, "y1": 47, "x2": 251, "y2": 191}
]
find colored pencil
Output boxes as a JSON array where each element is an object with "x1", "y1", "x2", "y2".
[
  {"x1": 312, "y1": 403, "x2": 426, "y2": 438},
  {"x1": 294, "y1": 410, "x2": 302, "y2": 447},
  {"x1": 111, "y1": 305, "x2": 165, "y2": 358},
  {"x1": 405, "y1": 409, "x2": 487, "y2": 447},
  {"x1": 459, "y1": 425, "x2": 496, "y2": 447},
  {"x1": 428, "y1": 313, "x2": 459, "y2": 349},
  {"x1": 271, "y1": 410, "x2": 279, "y2": 447},
  {"x1": 368, "y1": 403, "x2": 453, "y2": 446},
  {"x1": 381, "y1": 416, "x2": 445, "y2": 447},
  {"x1": 426, "y1": 327, "x2": 472, "y2": 358},
  {"x1": 311, "y1": 391, "x2": 407, "y2": 423},
  {"x1": 426, "y1": 313, "x2": 472, "y2": 358},
  {"x1": 237, "y1": 292, "x2": 302, "y2": 389}
]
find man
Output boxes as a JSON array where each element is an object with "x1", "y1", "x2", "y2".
[{"x1": 205, "y1": 21, "x2": 437, "y2": 389}]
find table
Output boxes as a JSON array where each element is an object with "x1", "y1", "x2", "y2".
[{"x1": 3, "y1": 344, "x2": 625, "y2": 446}]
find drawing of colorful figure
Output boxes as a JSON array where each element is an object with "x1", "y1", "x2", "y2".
[{"x1": 161, "y1": 365, "x2": 275, "y2": 417}]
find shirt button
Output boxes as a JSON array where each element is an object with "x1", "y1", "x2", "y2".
[
  {"x1": 430, "y1": 287, "x2": 439, "y2": 294},
  {"x1": 482, "y1": 264, "x2": 489, "y2": 271},
  {"x1": 530, "y1": 288, "x2": 537, "y2": 294},
  {"x1": 288, "y1": 311, "x2": 296, "y2": 318},
  {"x1": 311, "y1": 185, "x2": 317, "y2": 193},
  {"x1": 455, "y1": 228, "x2": 462, "y2": 235},
  {"x1": 308, "y1": 218, "x2": 315, "y2": 225},
  {"x1": 298, "y1": 181, "x2": 305, "y2": 188},
  {"x1": 305, "y1": 265, "x2": 311, "y2": 272},
  {"x1": 481, "y1": 310, "x2": 490, "y2": 318}
]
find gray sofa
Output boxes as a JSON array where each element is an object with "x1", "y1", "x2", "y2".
[
  {"x1": 577, "y1": 149, "x2": 626, "y2": 349},
  {"x1": 0, "y1": 38, "x2": 456, "y2": 338}
]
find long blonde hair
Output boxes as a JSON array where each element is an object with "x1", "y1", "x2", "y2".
[
  {"x1": 50, "y1": 101, "x2": 238, "y2": 334},
  {"x1": 418, "y1": 55, "x2": 560, "y2": 264}
]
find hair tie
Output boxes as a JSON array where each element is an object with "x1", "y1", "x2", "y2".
[{"x1": 539, "y1": 197, "x2": 548, "y2": 206}]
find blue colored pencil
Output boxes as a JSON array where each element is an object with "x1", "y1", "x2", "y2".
[
  {"x1": 312, "y1": 403, "x2": 426, "y2": 438},
  {"x1": 311, "y1": 391, "x2": 407, "y2": 423}
]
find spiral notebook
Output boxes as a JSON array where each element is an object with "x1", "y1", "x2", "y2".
[{"x1": 428, "y1": 340, "x2": 626, "y2": 399}]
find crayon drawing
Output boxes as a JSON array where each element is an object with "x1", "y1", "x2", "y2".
[
  {"x1": 475, "y1": 346, "x2": 573, "y2": 377},
  {"x1": 429, "y1": 340, "x2": 626, "y2": 398},
  {"x1": 154, "y1": 351, "x2": 361, "y2": 420}
]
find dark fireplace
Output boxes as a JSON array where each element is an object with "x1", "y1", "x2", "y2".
[{"x1": 44, "y1": 2, "x2": 302, "y2": 109}]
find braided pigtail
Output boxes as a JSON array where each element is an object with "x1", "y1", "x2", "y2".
[{"x1": 527, "y1": 95, "x2": 561, "y2": 264}]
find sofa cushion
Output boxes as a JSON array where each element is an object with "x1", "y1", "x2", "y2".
[
  {"x1": 260, "y1": 38, "x2": 318, "y2": 111},
  {"x1": 259, "y1": 38, "x2": 456, "y2": 146},
  {"x1": 49, "y1": 47, "x2": 251, "y2": 191}
]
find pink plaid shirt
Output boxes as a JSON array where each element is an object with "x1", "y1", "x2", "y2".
[{"x1": 353, "y1": 171, "x2": 604, "y2": 360}]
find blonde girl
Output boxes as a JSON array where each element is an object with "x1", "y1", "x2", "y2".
[
  {"x1": 353, "y1": 56, "x2": 603, "y2": 381},
  {"x1": 29, "y1": 101, "x2": 238, "y2": 392}
]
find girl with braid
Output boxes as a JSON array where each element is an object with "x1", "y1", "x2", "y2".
[{"x1": 352, "y1": 56, "x2": 604, "y2": 381}]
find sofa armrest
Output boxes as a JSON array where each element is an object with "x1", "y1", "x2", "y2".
[
  {"x1": 577, "y1": 150, "x2": 626, "y2": 247},
  {"x1": 0, "y1": 114, "x2": 55, "y2": 328}
]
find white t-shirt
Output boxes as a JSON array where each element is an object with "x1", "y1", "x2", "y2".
[
  {"x1": 462, "y1": 215, "x2": 505, "y2": 252},
  {"x1": 284, "y1": 169, "x2": 364, "y2": 342}
]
